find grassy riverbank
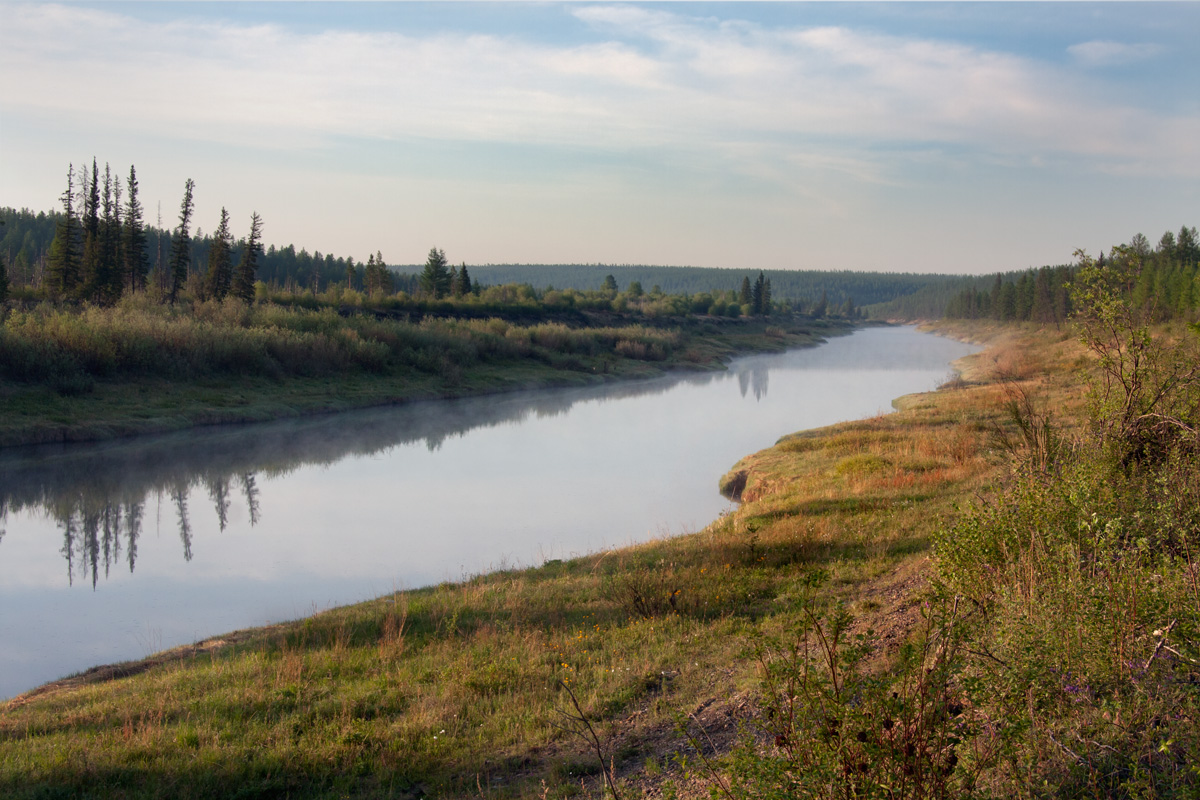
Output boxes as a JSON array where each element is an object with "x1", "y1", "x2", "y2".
[
  {"x1": 6, "y1": 316, "x2": 1196, "y2": 799},
  {"x1": 0, "y1": 297, "x2": 846, "y2": 447},
  {"x1": 0, "y1": 321, "x2": 1032, "y2": 798}
]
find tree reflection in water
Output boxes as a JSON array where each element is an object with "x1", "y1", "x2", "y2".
[{"x1": 0, "y1": 367, "x2": 724, "y2": 585}]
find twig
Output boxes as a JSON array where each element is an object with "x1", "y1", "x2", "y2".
[
  {"x1": 1046, "y1": 732, "x2": 1086, "y2": 766},
  {"x1": 681, "y1": 713, "x2": 736, "y2": 800},
  {"x1": 1144, "y1": 619, "x2": 1178, "y2": 671},
  {"x1": 556, "y1": 679, "x2": 622, "y2": 800}
]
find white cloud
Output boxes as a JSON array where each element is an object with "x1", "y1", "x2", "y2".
[{"x1": 1, "y1": 3, "x2": 1195, "y2": 180}]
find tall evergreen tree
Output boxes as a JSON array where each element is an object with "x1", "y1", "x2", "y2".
[
  {"x1": 375, "y1": 250, "x2": 393, "y2": 294},
  {"x1": 739, "y1": 275, "x2": 752, "y2": 306},
  {"x1": 420, "y1": 247, "x2": 451, "y2": 298},
  {"x1": 168, "y1": 179, "x2": 195, "y2": 303},
  {"x1": 232, "y1": 211, "x2": 262, "y2": 303},
  {"x1": 1178, "y1": 225, "x2": 1200, "y2": 265},
  {"x1": 0, "y1": 253, "x2": 9, "y2": 303},
  {"x1": 812, "y1": 290, "x2": 828, "y2": 318},
  {"x1": 457, "y1": 263, "x2": 472, "y2": 296},
  {"x1": 47, "y1": 164, "x2": 82, "y2": 297},
  {"x1": 203, "y1": 207, "x2": 234, "y2": 300},
  {"x1": 80, "y1": 159, "x2": 102, "y2": 300},
  {"x1": 94, "y1": 163, "x2": 122, "y2": 304},
  {"x1": 123, "y1": 165, "x2": 148, "y2": 292},
  {"x1": 751, "y1": 272, "x2": 766, "y2": 315}
]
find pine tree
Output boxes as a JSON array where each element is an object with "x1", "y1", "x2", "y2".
[
  {"x1": 232, "y1": 211, "x2": 262, "y2": 303},
  {"x1": 739, "y1": 276, "x2": 752, "y2": 306},
  {"x1": 1179, "y1": 225, "x2": 1200, "y2": 265},
  {"x1": 374, "y1": 250, "x2": 394, "y2": 294},
  {"x1": 812, "y1": 290, "x2": 828, "y2": 318},
  {"x1": 123, "y1": 165, "x2": 148, "y2": 292},
  {"x1": 762, "y1": 277, "x2": 772, "y2": 315},
  {"x1": 80, "y1": 159, "x2": 102, "y2": 300},
  {"x1": 203, "y1": 207, "x2": 234, "y2": 300},
  {"x1": 458, "y1": 263, "x2": 472, "y2": 296},
  {"x1": 95, "y1": 163, "x2": 122, "y2": 304},
  {"x1": 47, "y1": 164, "x2": 82, "y2": 298},
  {"x1": 168, "y1": 179, "x2": 195, "y2": 303},
  {"x1": 365, "y1": 253, "x2": 379, "y2": 294},
  {"x1": 751, "y1": 272, "x2": 765, "y2": 315},
  {"x1": 420, "y1": 247, "x2": 451, "y2": 298}
]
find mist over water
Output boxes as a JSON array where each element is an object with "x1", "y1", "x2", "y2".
[{"x1": 0, "y1": 326, "x2": 977, "y2": 699}]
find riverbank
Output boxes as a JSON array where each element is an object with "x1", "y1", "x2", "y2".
[
  {"x1": 0, "y1": 321, "x2": 1053, "y2": 798},
  {"x1": 0, "y1": 304, "x2": 850, "y2": 448}
]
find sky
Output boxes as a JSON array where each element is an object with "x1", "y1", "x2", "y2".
[{"x1": 1, "y1": 2, "x2": 1197, "y2": 275}]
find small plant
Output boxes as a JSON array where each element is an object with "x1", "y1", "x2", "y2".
[{"x1": 709, "y1": 577, "x2": 975, "y2": 800}]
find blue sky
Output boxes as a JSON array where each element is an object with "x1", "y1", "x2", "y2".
[{"x1": 1, "y1": 2, "x2": 1197, "y2": 274}]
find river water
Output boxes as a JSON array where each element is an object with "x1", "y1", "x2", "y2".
[{"x1": 0, "y1": 325, "x2": 976, "y2": 699}]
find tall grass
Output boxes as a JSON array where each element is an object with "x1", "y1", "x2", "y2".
[{"x1": 0, "y1": 298, "x2": 687, "y2": 390}]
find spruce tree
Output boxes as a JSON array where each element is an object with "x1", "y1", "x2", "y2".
[
  {"x1": 365, "y1": 253, "x2": 379, "y2": 294},
  {"x1": 232, "y1": 211, "x2": 262, "y2": 303},
  {"x1": 0, "y1": 253, "x2": 9, "y2": 303},
  {"x1": 80, "y1": 159, "x2": 102, "y2": 301},
  {"x1": 168, "y1": 179, "x2": 195, "y2": 303},
  {"x1": 812, "y1": 290, "x2": 828, "y2": 318},
  {"x1": 47, "y1": 164, "x2": 82, "y2": 298},
  {"x1": 751, "y1": 272, "x2": 765, "y2": 315},
  {"x1": 458, "y1": 263, "x2": 472, "y2": 296},
  {"x1": 95, "y1": 163, "x2": 122, "y2": 304},
  {"x1": 123, "y1": 165, "x2": 148, "y2": 292},
  {"x1": 374, "y1": 250, "x2": 394, "y2": 294},
  {"x1": 203, "y1": 207, "x2": 234, "y2": 300},
  {"x1": 739, "y1": 276, "x2": 752, "y2": 306},
  {"x1": 420, "y1": 247, "x2": 451, "y2": 298}
]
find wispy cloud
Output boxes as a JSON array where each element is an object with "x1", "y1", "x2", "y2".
[
  {"x1": 1068, "y1": 40, "x2": 1165, "y2": 68},
  {"x1": 2, "y1": 2, "x2": 1195, "y2": 180}
]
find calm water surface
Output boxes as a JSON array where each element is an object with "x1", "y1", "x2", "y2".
[{"x1": 0, "y1": 326, "x2": 976, "y2": 699}]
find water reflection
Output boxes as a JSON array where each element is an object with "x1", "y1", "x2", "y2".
[
  {"x1": 0, "y1": 325, "x2": 971, "y2": 590},
  {"x1": 0, "y1": 363, "x2": 741, "y2": 584}
]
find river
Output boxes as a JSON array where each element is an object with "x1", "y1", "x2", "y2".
[{"x1": 0, "y1": 325, "x2": 976, "y2": 699}]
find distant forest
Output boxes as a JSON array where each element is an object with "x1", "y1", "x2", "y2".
[
  {"x1": 1, "y1": 160, "x2": 970, "y2": 317},
  {"x1": 1, "y1": 203, "x2": 974, "y2": 315},
  {"x1": 935, "y1": 226, "x2": 1200, "y2": 324},
  {"x1": 7, "y1": 165, "x2": 1191, "y2": 321}
]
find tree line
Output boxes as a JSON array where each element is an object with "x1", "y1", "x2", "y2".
[
  {"x1": 0, "y1": 161, "x2": 267, "y2": 307},
  {"x1": 942, "y1": 225, "x2": 1200, "y2": 324}
]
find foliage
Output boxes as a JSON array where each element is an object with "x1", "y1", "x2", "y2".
[
  {"x1": 940, "y1": 224, "x2": 1200, "y2": 325},
  {"x1": 168, "y1": 178, "x2": 195, "y2": 303},
  {"x1": 928, "y1": 251, "x2": 1200, "y2": 797},
  {"x1": 721, "y1": 589, "x2": 973, "y2": 800},
  {"x1": 420, "y1": 247, "x2": 451, "y2": 299}
]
